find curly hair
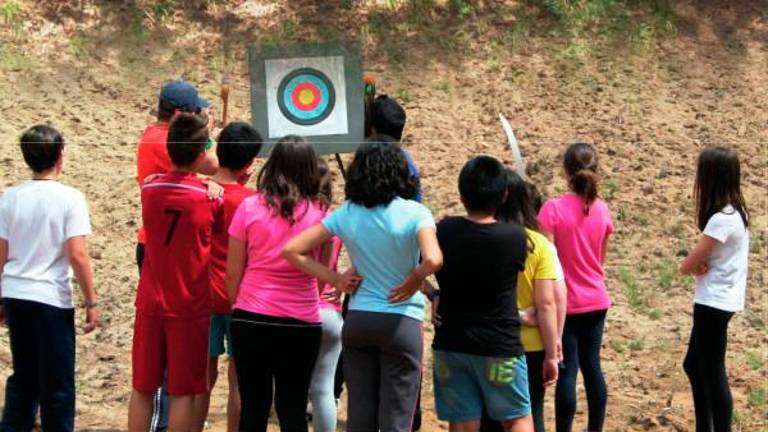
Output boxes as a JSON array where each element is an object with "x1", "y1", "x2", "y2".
[
  {"x1": 257, "y1": 135, "x2": 320, "y2": 224},
  {"x1": 345, "y1": 136, "x2": 417, "y2": 208}
]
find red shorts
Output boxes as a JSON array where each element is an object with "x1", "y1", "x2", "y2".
[{"x1": 132, "y1": 312, "x2": 210, "y2": 396}]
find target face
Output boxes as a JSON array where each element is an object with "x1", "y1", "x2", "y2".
[
  {"x1": 277, "y1": 68, "x2": 336, "y2": 126},
  {"x1": 251, "y1": 42, "x2": 363, "y2": 154}
]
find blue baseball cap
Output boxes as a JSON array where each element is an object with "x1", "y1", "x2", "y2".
[{"x1": 159, "y1": 80, "x2": 210, "y2": 112}]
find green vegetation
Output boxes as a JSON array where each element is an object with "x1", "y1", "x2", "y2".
[
  {"x1": 647, "y1": 308, "x2": 662, "y2": 320},
  {"x1": 657, "y1": 258, "x2": 675, "y2": 290},
  {"x1": 618, "y1": 266, "x2": 646, "y2": 312},
  {"x1": 1, "y1": 0, "x2": 23, "y2": 37},
  {"x1": 68, "y1": 34, "x2": 89, "y2": 59},
  {"x1": 748, "y1": 387, "x2": 766, "y2": 410},
  {"x1": 603, "y1": 178, "x2": 618, "y2": 201},
  {"x1": 745, "y1": 351, "x2": 764, "y2": 371},
  {"x1": 152, "y1": 0, "x2": 176, "y2": 21},
  {"x1": 451, "y1": 0, "x2": 472, "y2": 18},
  {"x1": 751, "y1": 230, "x2": 766, "y2": 255},
  {"x1": 617, "y1": 265, "x2": 664, "y2": 320},
  {"x1": 745, "y1": 309, "x2": 766, "y2": 331},
  {"x1": 0, "y1": 46, "x2": 32, "y2": 71},
  {"x1": 610, "y1": 339, "x2": 625, "y2": 354},
  {"x1": 396, "y1": 88, "x2": 412, "y2": 104},
  {"x1": 612, "y1": 338, "x2": 644, "y2": 353},
  {"x1": 0, "y1": 0, "x2": 20, "y2": 22},
  {"x1": 280, "y1": 18, "x2": 297, "y2": 40},
  {"x1": 627, "y1": 338, "x2": 644, "y2": 351}
]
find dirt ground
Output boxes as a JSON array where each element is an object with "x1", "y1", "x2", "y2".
[{"x1": 0, "y1": 0, "x2": 765, "y2": 430}]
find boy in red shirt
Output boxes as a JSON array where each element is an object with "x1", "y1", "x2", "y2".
[
  {"x1": 134, "y1": 80, "x2": 216, "y2": 432},
  {"x1": 128, "y1": 113, "x2": 222, "y2": 432},
  {"x1": 136, "y1": 80, "x2": 215, "y2": 270},
  {"x1": 192, "y1": 122, "x2": 262, "y2": 432}
]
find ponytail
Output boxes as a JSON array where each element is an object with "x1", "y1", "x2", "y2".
[
  {"x1": 570, "y1": 169, "x2": 599, "y2": 212},
  {"x1": 563, "y1": 143, "x2": 600, "y2": 214}
]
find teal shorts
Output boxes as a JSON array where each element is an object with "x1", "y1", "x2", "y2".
[
  {"x1": 209, "y1": 314, "x2": 233, "y2": 357},
  {"x1": 433, "y1": 350, "x2": 531, "y2": 422}
]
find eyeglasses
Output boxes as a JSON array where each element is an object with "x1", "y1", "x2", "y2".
[{"x1": 205, "y1": 138, "x2": 214, "y2": 151}]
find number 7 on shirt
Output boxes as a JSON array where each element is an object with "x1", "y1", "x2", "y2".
[{"x1": 164, "y1": 209, "x2": 183, "y2": 246}]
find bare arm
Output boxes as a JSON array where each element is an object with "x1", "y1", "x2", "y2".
[
  {"x1": 389, "y1": 227, "x2": 443, "y2": 303},
  {"x1": 0, "y1": 239, "x2": 6, "y2": 294},
  {"x1": 554, "y1": 279, "x2": 567, "y2": 340},
  {"x1": 0, "y1": 239, "x2": 7, "y2": 324},
  {"x1": 316, "y1": 239, "x2": 335, "y2": 293},
  {"x1": 680, "y1": 235, "x2": 719, "y2": 276},
  {"x1": 225, "y1": 236, "x2": 247, "y2": 304},
  {"x1": 533, "y1": 278, "x2": 560, "y2": 386},
  {"x1": 66, "y1": 236, "x2": 98, "y2": 333},
  {"x1": 284, "y1": 224, "x2": 340, "y2": 285},
  {"x1": 283, "y1": 224, "x2": 361, "y2": 293},
  {"x1": 534, "y1": 279, "x2": 558, "y2": 358}
]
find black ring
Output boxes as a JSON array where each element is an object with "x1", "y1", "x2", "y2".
[{"x1": 276, "y1": 67, "x2": 336, "y2": 126}]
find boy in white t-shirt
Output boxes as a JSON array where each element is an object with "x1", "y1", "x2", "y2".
[{"x1": 0, "y1": 125, "x2": 98, "y2": 431}]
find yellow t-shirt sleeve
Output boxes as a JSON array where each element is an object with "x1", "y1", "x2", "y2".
[{"x1": 532, "y1": 232, "x2": 558, "y2": 281}]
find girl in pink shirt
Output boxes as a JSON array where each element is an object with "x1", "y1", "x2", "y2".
[
  {"x1": 538, "y1": 143, "x2": 614, "y2": 432},
  {"x1": 225, "y1": 136, "x2": 328, "y2": 432}
]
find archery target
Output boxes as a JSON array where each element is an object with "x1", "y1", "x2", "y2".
[
  {"x1": 277, "y1": 68, "x2": 336, "y2": 125},
  {"x1": 265, "y1": 56, "x2": 348, "y2": 138}
]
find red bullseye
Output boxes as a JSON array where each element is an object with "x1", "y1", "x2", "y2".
[{"x1": 291, "y1": 82, "x2": 321, "y2": 111}]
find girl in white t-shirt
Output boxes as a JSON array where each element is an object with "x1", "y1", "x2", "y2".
[{"x1": 680, "y1": 146, "x2": 749, "y2": 432}]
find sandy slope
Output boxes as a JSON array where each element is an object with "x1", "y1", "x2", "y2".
[{"x1": 0, "y1": 1, "x2": 765, "y2": 430}]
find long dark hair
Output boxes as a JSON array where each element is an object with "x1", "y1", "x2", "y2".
[
  {"x1": 317, "y1": 158, "x2": 332, "y2": 209},
  {"x1": 497, "y1": 169, "x2": 539, "y2": 231},
  {"x1": 695, "y1": 146, "x2": 749, "y2": 231},
  {"x1": 257, "y1": 135, "x2": 320, "y2": 224},
  {"x1": 345, "y1": 136, "x2": 417, "y2": 208},
  {"x1": 563, "y1": 142, "x2": 599, "y2": 214},
  {"x1": 497, "y1": 169, "x2": 540, "y2": 253}
]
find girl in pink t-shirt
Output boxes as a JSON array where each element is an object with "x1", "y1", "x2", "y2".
[
  {"x1": 538, "y1": 143, "x2": 614, "y2": 432},
  {"x1": 225, "y1": 136, "x2": 328, "y2": 431}
]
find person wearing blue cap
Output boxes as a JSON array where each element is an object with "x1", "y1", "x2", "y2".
[{"x1": 135, "y1": 79, "x2": 211, "y2": 432}]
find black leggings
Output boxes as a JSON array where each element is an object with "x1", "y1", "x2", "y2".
[
  {"x1": 231, "y1": 309, "x2": 321, "y2": 432},
  {"x1": 684, "y1": 304, "x2": 734, "y2": 432},
  {"x1": 480, "y1": 350, "x2": 547, "y2": 432},
  {"x1": 556, "y1": 310, "x2": 607, "y2": 432}
]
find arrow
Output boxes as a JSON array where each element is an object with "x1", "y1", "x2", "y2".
[
  {"x1": 499, "y1": 113, "x2": 526, "y2": 180},
  {"x1": 220, "y1": 15, "x2": 232, "y2": 127}
]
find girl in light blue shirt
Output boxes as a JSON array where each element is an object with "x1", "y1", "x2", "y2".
[{"x1": 284, "y1": 136, "x2": 442, "y2": 432}]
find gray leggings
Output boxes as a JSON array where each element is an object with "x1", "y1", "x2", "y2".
[
  {"x1": 342, "y1": 310, "x2": 423, "y2": 432},
  {"x1": 310, "y1": 308, "x2": 344, "y2": 432}
]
